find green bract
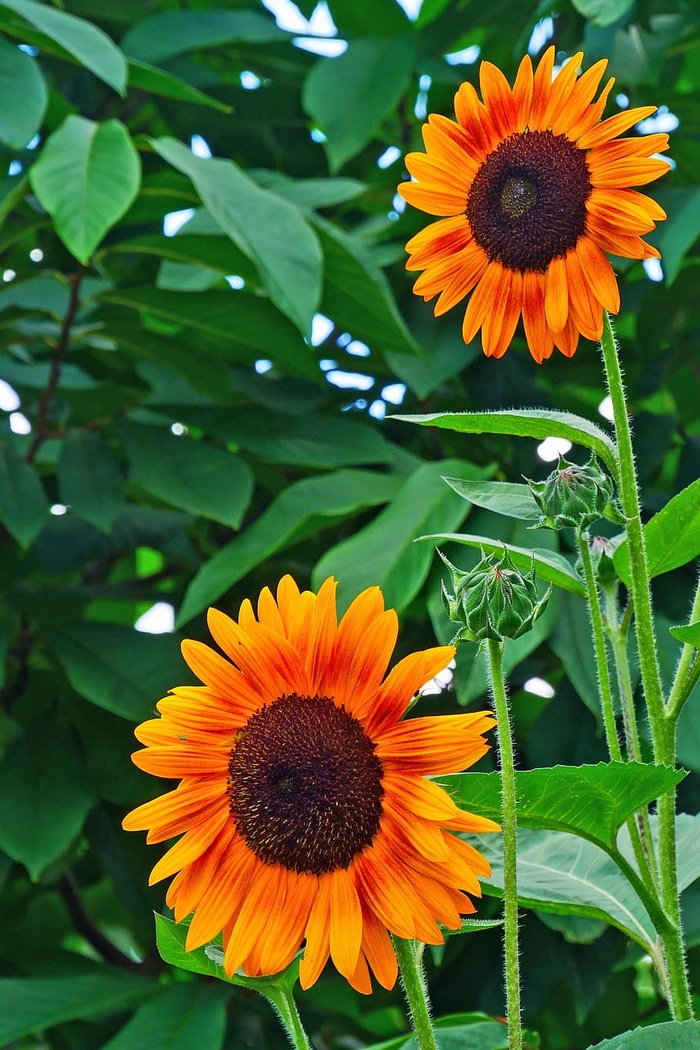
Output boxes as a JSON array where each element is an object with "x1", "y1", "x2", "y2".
[
  {"x1": 440, "y1": 548, "x2": 551, "y2": 643},
  {"x1": 525, "y1": 454, "x2": 624, "y2": 531}
]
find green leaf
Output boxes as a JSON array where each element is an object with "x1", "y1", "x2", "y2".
[
  {"x1": 586, "y1": 1020, "x2": 700, "y2": 1049},
  {"x1": 365, "y1": 1013, "x2": 539, "y2": 1050},
  {"x1": 121, "y1": 9, "x2": 286, "y2": 63},
  {"x1": 303, "y1": 37, "x2": 416, "y2": 171},
  {"x1": 30, "y1": 116, "x2": 141, "y2": 264},
  {"x1": 395, "y1": 410, "x2": 618, "y2": 474},
  {"x1": 0, "y1": 0, "x2": 127, "y2": 93},
  {"x1": 48, "y1": 622, "x2": 187, "y2": 721},
  {"x1": 151, "y1": 137, "x2": 322, "y2": 338},
  {"x1": 100, "y1": 286, "x2": 317, "y2": 379},
  {"x1": 252, "y1": 171, "x2": 367, "y2": 210},
  {"x1": 178, "y1": 469, "x2": 403, "y2": 625},
  {"x1": 0, "y1": 31, "x2": 47, "y2": 149},
  {"x1": 443, "y1": 479, "x2": 542, "y2": 522},
  {"x1": 315, "y1": 216, "x2": 420, "y2": 354},
  {"x1": 127, "y1": 59, "x2": 232, "y2": 113},
  {"x1": 0, "y1": 973, "x2": 157, "y2": 1045},
  {"x1": 0, "y1": 721, "x2": 94, "y2": 879},
  {"x1": 101, "y1": 984, "x2": 229, "y2": 1050},
  {"x1": 550, "y1": 591, "x2": 602, "y2": 718},
  {"x1": 57, "y1": 431, "x2": 124, "y2": 533},
  {"x1": 119, "y1": 423, "x2": 253, "y2": 529},
  {"x1": 446, "y1": 763, "x2": 685, "y2": 852},
  {"x1": 614, "y1": 478, "x2": 700, "y2": 584},
  {"x1": 423, "y1": 533, "x2": 585, "y2": 596},
  {"x1": 670, "y1": 621, "x2": 700, "y2": 646},
  {"x1": 0, "y1": 439, "x2": 49, "y2": 547},
  {"x1": 569, "y1": 0, "x2": 634, "y2": 25},
  {"x1": 654, "y1": 188, "x2": 700, "y2": 286},
  {"x1": 312, "y1": 460, "x2": 493, "y2": 613}
]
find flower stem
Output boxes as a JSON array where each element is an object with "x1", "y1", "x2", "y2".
[
  {"x1": 393, "y1": 937, "x2": 440, "y2": 1050},
  {"x1": 599, "y1": 311, "x2": 693, "y2": 1021},
  {"x1": 668, "y1": 573, "x2": 700, "y2": 720},
  {"x1": 263, "y1": 987, "x2": 313, "y2": 1050},
  {"x1": 575, "y1": 528, "x2": 622, "y2": 761},
  {"x1": 486, "y1": 637, "x2": 523, "y2": 1050}
]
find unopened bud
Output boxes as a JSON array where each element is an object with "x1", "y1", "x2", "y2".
[
  {"x1": 525, "y1": 454, "x2": 624, "y2": 531},
  {"x1": 440, "y1": 547, "x2": 551, "y2": 644}
]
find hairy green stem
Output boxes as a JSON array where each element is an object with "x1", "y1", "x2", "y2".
[
  {"x1": 263, "y1": 987, "x2": 313, "y2": 1050},
  {"x1": 486, "y1": 638, "x2": 523, "y2": 1050},
  {"x1": 668, "y1": 574, "x2": 700, "y2": 720},
  {"x1": 600, "y1": 312, "x2": 693, "y2": 1020},
  {"x1": 393, "y1": 937, "x2": 440, "y2": 1050}
]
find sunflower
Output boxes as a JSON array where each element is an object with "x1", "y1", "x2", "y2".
[
  {"x1": 123, "y1": 576, "x2": 498, "y2": 993},
  {"x1": 398, "y1": 47, "x2": 669, "y2": 362}
]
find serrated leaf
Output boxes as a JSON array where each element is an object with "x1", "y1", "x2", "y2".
[
  {"x1": 670, "y1": 621, "x2": 700, "y2": 646},
  {"x1": 0, "y1": 0, "x2": 127, "y2": 93},
  {"x1": 395, "y1": 410, "x2": 618, "y2": 474},
  {"x1": 178, "y1": 469, "x2": 403, "y2": 625},
  {"x1": 0, "y1": 973, "x2": 157, "y2": 1045},
  {"x1": 48, "y1": 622, "x2": 187, "y2": 721},
  {"x1": 0, "y1": 439, "x2": 48, "y2": 547},
  {"x1": 0, "y1": 722, "x2": 94, "y2": 879},
  {"x1": 119, "y1": 423, "x2": 253, "y2": 529},
  {"x1": 586, "y1": 1020, "x2": 700, "y2": 1049},
  {"x1": 0, "y1": 31, "x2": 47, "y2": 149},
  {"x1": 614, "y1": 478, "x2": 700, "y2": 585},
  {"x1": 30, "y1": 116, "x2": 140, "y2": 263},
  {"x1": 57, "y1": 431, "x2": 124, "y2": 532},
  {"x1": 312, "y1": 460, "x2": 494, "y2": 613},
  {"x1": 121, "y1": 9, "x2": 286, "y2": 64},
  {"x1": 151, "y1": 137, "x2": 322, "y2": 338},
  {"x1": 303, "y1": 36, "x2": 416, "y2": 171},
  {"x1": 101, "y1": 984, "x2": 229, "y2": 1050},
  {"x1": 444, "y1": 763, "x2": 685, "y2": 852},
  {"x1": 443, "y1": 479, "x2": 542, "y2": 522},
  {"x1": 423, "y1": 533, "x2": 585, "y2": 596}
]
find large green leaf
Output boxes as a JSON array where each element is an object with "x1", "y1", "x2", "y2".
[
  {"x1": 443, "y1": 479, "x2": 542, "y2": 522},
  {"x1": 0, "y1": 0, "x2": 127, "y2": 93},
  {"x1": 655, "y1": 188, "x2": 700, "y2": 286},
  {"x1": 445, "y1": 763, "x2": 685, "y2": 853},
  {"x1": 127, "y1": 60, "x2": 231, "y2": 113},
  {"x1": 303, "y1": 36, "x2": 416, "y2": 171},
  {"x1": 0, "y1": 31, "x2": 47, "y2": 149},
  {"x1": 423, "y1": 533, "x2": 585, "y2": 596},
  {"x1": 49, "y1": 622, "x2": 188, "y2": 721},
  {"x1": 30, "y1": 116, "x2": 140, "y2": 263},
  {"x1": 587, "y1": 1020, "x2": 700, "y2": 1049},
  {"x1": 569, "y1": 0, "x2": 634, "y2": 25},
  {"x1": 151, "y1": 137, "x2": 322, "y2": 338},
  {"x1": 396, "y1": 410, "x2": 618, "y2": 474},
  {"x1": 312, "y1": 460, "x2": 493, "y2": 613},
  {"x1": 0, "y1": 720, "x2": 95, "y2": 879},
  {"x1": 550, "y1": 591, "x2": 602, "y2": 718},
  {"x1": 0, "y1": 439, "x2": 49, "y2": 547},
  {"x1": 178, "y1": 469, "x2": 403, "y2": 625},
  {"x1": 57, "y1": 431, "x2": 125, "y2": 533},
  {"x1": 121, "y1": 8, "x2": 286, "y2": 63},
  {"x1": 614, "y1": 478, "x2": 700, "y2": 585},
  {"x1": 0, "y1": 973, "x2": 157, "y2": 1045},
  {"x1": 119, "y1": 423, "x2": 253, "y2": 529},
  {"x1": 101, "y1": 984, "x2": 229, "y2": 1050}
]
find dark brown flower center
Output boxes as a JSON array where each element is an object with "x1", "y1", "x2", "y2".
[
  {"x1": 228, "y1": 694, "x2": 384, "y2": 876},
  {"x1": 466, "y1": 129, "x2": 592, "y2": 272}
]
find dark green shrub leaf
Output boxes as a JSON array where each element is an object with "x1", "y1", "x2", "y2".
[
  {"x1": 102, "y1": 983, "x2": 229, "y2": 1050},
  {"x1": 0, "y1": 31, "x2": 47, "y2": 149},
  {"x1": 0, "y1": 438, "x2": 48, "y2": 547},
  {"x1": 121, "y1": 8, "x2": 286, "y2": 63},
  {"x1": 57, "y1": 431, "x2": 125, "y2": 533}
]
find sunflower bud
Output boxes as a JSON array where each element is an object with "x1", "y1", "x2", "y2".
[
  {"x1": 440, "y1": 548, "x2": 551, "y2": 644},
  {"x1": 525, "y1": 454, "x2": 624, "y2": 531},
  {"x1": 584, "y1": 533, "x2": 623, "y2": 584}
]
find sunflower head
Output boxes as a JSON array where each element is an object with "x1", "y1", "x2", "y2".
[
  {"x1": 123, "y1": 576, "x2": 498, "y2": 993},
  {"x1": 399, "y1": 47, "x2": 669, "y2": 362}
]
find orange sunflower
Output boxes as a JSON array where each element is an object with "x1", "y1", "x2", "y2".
[
  {"x1": 398, "y1": 47, "x2": 669, "y2": 362},
  {"x1": 123, "y1": 576, "x2": 498, "y2": 993}
]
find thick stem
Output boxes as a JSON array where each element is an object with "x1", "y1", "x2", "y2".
[
  {"x1": 600, "y1": 312, "x2": 693, "y2": 1020},
  {"x1": 263, "y1": 987, "x2": 313, "y2": 1050},
  {"x1": 486, "y1": 638, "x2": 523, "y2": 1050},
  {"x1": 576, "y1": 528, "x2": 622, "y2": 761},
  {"x1": 393, "y1": 937, "x2": 440, "y2": 1050}
]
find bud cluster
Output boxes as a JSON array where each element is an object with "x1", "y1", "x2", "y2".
[
  {"x1": 526, "y1": 454, "x2": 624, "y2": 531},
  {"x1": 440, "y1": 548, "x2": 551, "y2": 644}
]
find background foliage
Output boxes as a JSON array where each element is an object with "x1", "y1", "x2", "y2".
[{"x1": 0, "y1": 0, "x2": 698, "y2": 1046}]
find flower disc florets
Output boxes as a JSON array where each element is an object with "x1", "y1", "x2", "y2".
[
  {"x1": 441, "y1": 548, "x2": 551, "y2": 643},
  {"x1": 526, "y1": 454, "x2": 623, "y2": 531}
]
